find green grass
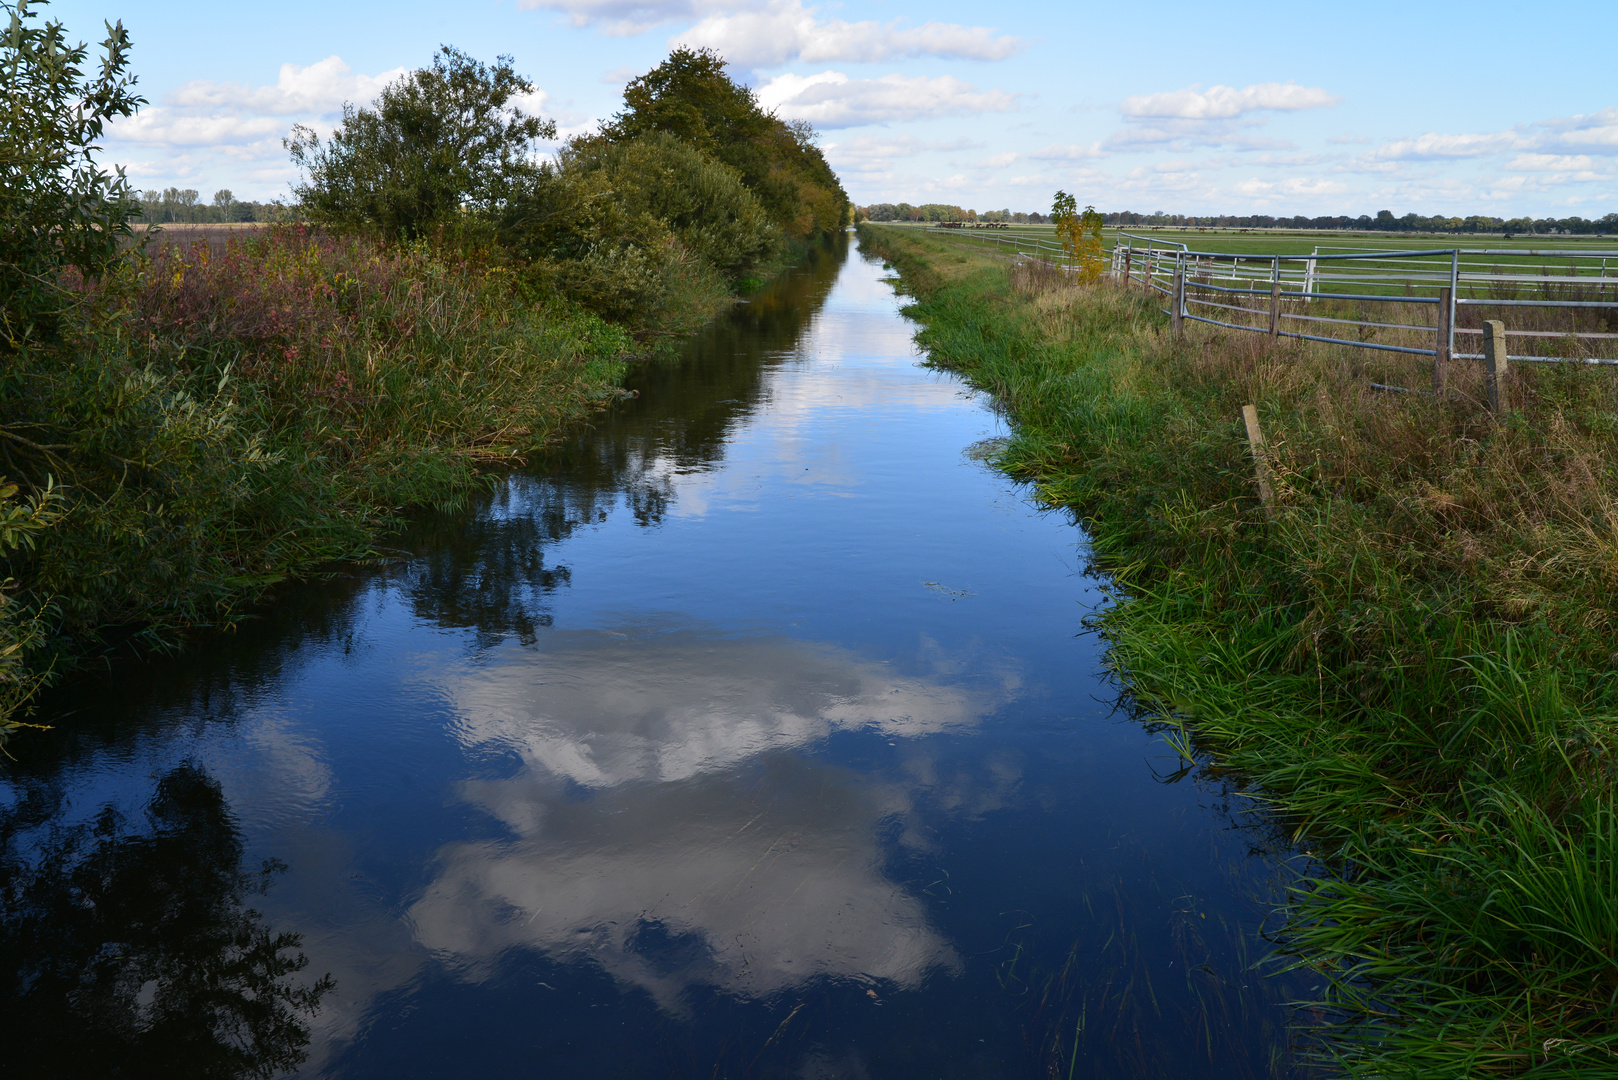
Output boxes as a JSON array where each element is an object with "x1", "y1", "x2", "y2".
[{"x1": 858, "y1": 222, "x2": 1618, "y2": 1077}]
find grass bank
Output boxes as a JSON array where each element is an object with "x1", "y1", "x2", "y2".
[
  {"x1": 0, "y1": 226, "x2": 640, "y2": 725},
  {"x1": 858, "y1": 223, "x2": 1618, "y2": 1076}
]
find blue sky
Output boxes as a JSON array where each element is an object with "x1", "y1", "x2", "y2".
[{"x1": 48, "y1": 0, "x2": 1618, "y2": 217}]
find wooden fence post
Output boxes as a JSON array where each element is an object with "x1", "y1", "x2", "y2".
[
  {"x1": 1241, "y1": 405, "x2": 1276, "y2": 521},
  {"x1": 1269, "y1": 281, "x2": 1281, "y2": 338},
  {"x1": 1434, "y1": 287, "x2": 1452, "y2": 395},
  {"x1": 1171, "y1": 267, "x2": 1184, "y2": 334},
  {"x1": 1122, "y1": 250, "x2": 1132, "y2": 287},
  {"x1": 1483, "y1": 319, "x2": 1509, "y2": 414}
]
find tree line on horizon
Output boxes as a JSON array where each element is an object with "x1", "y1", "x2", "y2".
[
  {"x1": 860, "y1": 202, "x2": 1617, "y2": 236},
  {"x1": 133, "y1": 187, "x2": 294, "y2": 225}
]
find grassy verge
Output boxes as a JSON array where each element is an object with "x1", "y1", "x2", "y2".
[
  {"x1": 858, "y1": 223, "x2": 1618, "y2": 1076},
  {"x1": 0, "y1": 226, "x2": 643, "y2": 726}
]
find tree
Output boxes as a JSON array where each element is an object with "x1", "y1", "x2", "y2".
[
  {"x1": 287, "y1": 46, "x2": 555, "y2": 240},
  {"x1": 1052, "y1": 191, "x2": 1104, "y2": 283},
  {"x1": 0, "y1": 0, "x2": 144, "y2": 351},
  {"x1": 603, "y1": 48, "x2": 847, "y2": 240}
]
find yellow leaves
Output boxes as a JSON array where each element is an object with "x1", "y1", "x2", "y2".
[{"x1": 1053, "y1": 196, "x2": 1105, "y2": 285}]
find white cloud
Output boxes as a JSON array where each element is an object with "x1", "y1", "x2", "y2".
[
  {"x1": 1369, "y1": 130, "x2": 1517, "y2": 161},
  {"x1": 823, "y1": 135, "x2": 979, "y2": 176},
  {"x1": 972, "y1": 151, "x2": 1020, "y2": 169},
  {"x1": 519, "y1": 0, "x2": 701, "y2": 36},
  {"x1": 1508, "y1": 153, "x2": 1597, "y2": 172},
  {"x1": 1234, "y1": 177, "x2": 1349, "y2": 198},
  {"x1": 167, "y1": 56, "x2": 408, "y2": 115},
  {"x1": 1105, "y1": 119, "x2": 1294, "y2": 152},
  {"x1": 109, "y1": 56, "x2": 409, "y2": 153},
  {"x1": 113, "y1": 113, "x2": 288, "y2": 147},
  {"x1": 756, "y1": 71, "x2": 1017, "y2": 128},
  {"x1": 1030, "y1": 142, "x2": 1103, "y2": 160},
  {"x1": 1100, "y1": 81, "x2": 1336, "y2": 155},
  {"x1": 673, "y1": 0, "x2": 1024, "y2": 68},
  {"x1": 1527, "y1": 106, "x2": 1618, "y2": 155},
  {"x1": 1121, "y1": 81, "x2": 1340, "y2": 120}
]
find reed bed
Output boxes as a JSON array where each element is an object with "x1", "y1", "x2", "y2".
[
  {"x1": 859, "y1": 224, "x2": 1618, "y2": 1077},
  {"x1": 1, "y1": 226, "x2": 634, "y2": 682}
]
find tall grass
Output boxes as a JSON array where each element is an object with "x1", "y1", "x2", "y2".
[
  {"x1": 0, "y1": 226, "x2": 633, "y2": 709},
  {"x1": 859, "y1": 224, "x2": 1618, "y2": 1076}
]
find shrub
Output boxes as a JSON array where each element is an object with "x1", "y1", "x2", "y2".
[
  {"x1": 0, "y1": 0, "x2": 142, "y2": 352},
  {"x1": 286, "y1": 46, "x2": 554, "y2": 240}
]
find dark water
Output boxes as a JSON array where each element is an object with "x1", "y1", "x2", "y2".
[{"x1": 2, "y1": 236, "x2": 1316, "y2": 1078}]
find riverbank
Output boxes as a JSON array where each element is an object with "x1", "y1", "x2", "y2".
[
  {"x1": 858, "y1": 223, "x2": 1617, "y2": 1075},
  {"x1": 0, "y1": 227, "x2": 642, "y2": 727}
]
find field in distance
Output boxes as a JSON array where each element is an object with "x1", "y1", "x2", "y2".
[{"x1": 880, "y1": 220, "x2": 1618, "y2": 258}]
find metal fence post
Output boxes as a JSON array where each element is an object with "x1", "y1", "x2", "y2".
[
  {"x1": 1483, "y1": 319, "x2": 1509, "y2": 414},
  {"x1": 1269, "y1": 257, "x2": 1280, "y2": 338},
  {"x1": 1172, "y1": 265, "x2": 1185, "y2": 334},
  {"x1": 1434, "y1": 287, "x2": 1452, "y2": 394}
]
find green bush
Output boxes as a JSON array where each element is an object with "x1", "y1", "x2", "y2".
[
  {"x1": 604, "y1": 48, "x2": 848, "y2": 241},
  {"x1": 0, "y1": 0, "x2": 142, "y2": 352},
  {"x1": 499, "y1": 131, "x2": 777, "y2": 327},
  {"x1": 286, "y1": 46, "x2": 554, "y2": 240}
]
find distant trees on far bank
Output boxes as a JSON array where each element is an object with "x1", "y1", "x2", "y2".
[
  {"x1": 859, "y1": 203, "x2": 1617, "y2": 236},
  {"x1": 860, "y1": 203, "x2": 1046, "y2": 224},
  {"x1": 134, "y1": 187, "x2": 293, "y2": 225}
]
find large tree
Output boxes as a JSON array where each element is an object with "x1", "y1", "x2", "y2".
[
  {"x1": 603, "y1": 48, "x2": 847, "y2": 241},
  {"x1": 287, "y1": 46, "x2": 555, "y2": 240}
]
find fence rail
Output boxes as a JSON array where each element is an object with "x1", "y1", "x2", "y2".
[
  {"x1": 1107, "y1": 233, "x2": 1618, "y2": 369},
  {"x1": 893, "y1": 222, "x2": 1618, "y2": 403}
]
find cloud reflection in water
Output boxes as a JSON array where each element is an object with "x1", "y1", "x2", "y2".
[{"x1": 410, "y1": 625, "x2": 1020, "y2": 1009}]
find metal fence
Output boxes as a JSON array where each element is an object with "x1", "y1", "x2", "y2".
[{"x1": 1110, "y1": 233, "x2": 1618, "y2": 369}]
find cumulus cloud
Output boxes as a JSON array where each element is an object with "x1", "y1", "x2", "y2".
[
  {"x1": 166, "y1": 56, "x2": 408, "y2": 116},
  {"x1": 756, "y1": 71, "x2": 1017, "y2": 128},
  {"x1": 109, "y1": 56, "x2": 409, "y2": 152},
  {"x1": 1121, "y1": 81, "x2": 1340, "y2": 120},
  {"x1": 673, "y1": 0, "x2": 1024, "y2": 68},
  {"x1": 1527, "y1": 106, "x2": 1618, "y2": 155},
  {"x1": 1363, "y1": 109, "x2": 1618, "y2": 170},
  {"x1": 1101, "y1": 80, "x2": 1336, "y2": 154}
]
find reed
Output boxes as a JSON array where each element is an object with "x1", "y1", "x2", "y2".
[
  {"x1": 0, "y1": 226, "x2": 634, "y2": 699},
  {"x1": 859, "y1": 223, "x2": 1618, "y2": 1076}
]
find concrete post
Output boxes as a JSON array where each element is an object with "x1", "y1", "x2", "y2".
[{"x1": 1483, "y1": 319, "x2": 1509, "y2": 414}]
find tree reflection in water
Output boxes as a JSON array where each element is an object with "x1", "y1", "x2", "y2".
[{"x1": 0, "y1": 761, "x2": 329, "y2": 1078}]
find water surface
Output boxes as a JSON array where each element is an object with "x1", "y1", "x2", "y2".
[{"x1": 4, "y1": 236, "x2": 1312, "y2": 1078}]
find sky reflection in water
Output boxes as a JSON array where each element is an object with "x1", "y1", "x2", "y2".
[{"x1": 6, "y1": 237, "x2": 1314, "y2": 1079}]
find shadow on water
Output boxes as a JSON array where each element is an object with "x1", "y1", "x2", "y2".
[{"x1": 4, "y1": 234, "x2": 1332, "y2": 1078}]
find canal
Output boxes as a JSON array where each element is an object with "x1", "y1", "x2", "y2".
[{"x1": 3, "y1": 235, "x2": 1313, "y2": 1078}]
